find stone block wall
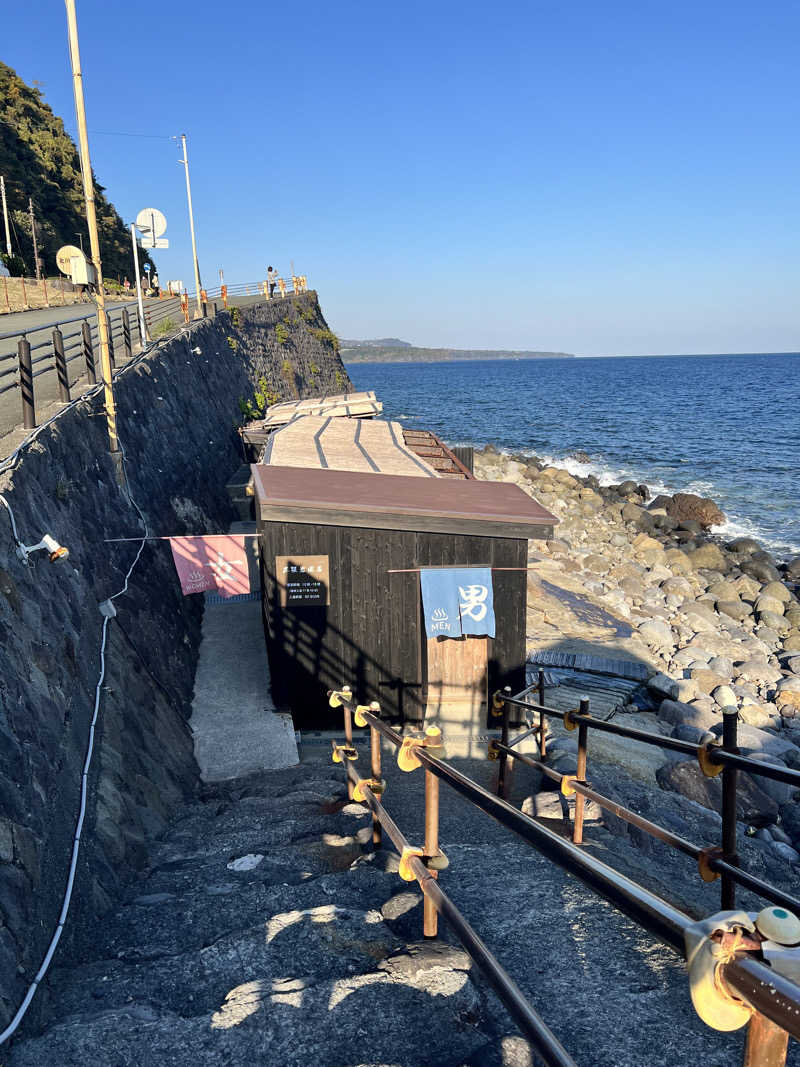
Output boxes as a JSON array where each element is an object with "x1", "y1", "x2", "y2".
[{"x1": 0, "y1": 291, "x2": 350, "y2": 1029}]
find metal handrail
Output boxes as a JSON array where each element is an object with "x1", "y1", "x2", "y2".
[
  {"x1": 332, "y1": 695, "x2": 800, "y2": 1059},
  {"x1": 341, "y1": 760, "x2": 576, "y2": 1067},
  {"x1": 493, "y1": 740, "x2": 800, "y2": 914},
  {"x1": 502, "y1": 691, "x2": 800, "y2": 787}
]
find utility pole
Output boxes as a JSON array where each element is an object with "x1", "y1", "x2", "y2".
[
  {"x1": 0, "y1": 177, "x2": 11, "y2": 257},
  {"x1": 177, "y1": 134, "x2": 202, "y2": 318},
  {"x1": 64, "y1": 0, "x2": 122, "y2": 474},
  {"x1": 28, "y1": 198, "x2": 41, "y2": 279}
]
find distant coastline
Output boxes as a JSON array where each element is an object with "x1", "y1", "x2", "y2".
[{"x1": 341, "y1": 338, "x2": 574, "y2": 363}]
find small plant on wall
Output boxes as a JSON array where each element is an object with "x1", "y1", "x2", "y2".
[
  {"x1": 275, "y1": 323, "x2": 289, "y2": 346},
  {"x1": 310, "y1": 326, "x2": 340, "y2": 352},
  {"x1": 238, "y1": 375, "x2": 279, "y2": 422}
]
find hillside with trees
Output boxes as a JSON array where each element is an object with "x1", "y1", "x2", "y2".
[
  {"x1": 0, "y1": 61, "x2": 154, "y2": 280},
  {"x1": 340, "y1": 340, "x2": 574, "y2": 362}
]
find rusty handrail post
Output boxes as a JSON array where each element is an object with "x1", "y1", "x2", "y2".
[
  {"x1": 573, "y1": 698, "x2": 590, "y2": 845},
  {"x1": 423, "y1": 764, "x2": 440, "y2": 938},
  {"x1": 370, "y1": 716, "x2": 382, "y2": 848},
  {"x1": 17, "y1": 336, "x2": 34, "y2": 429},
  {"x1": 497, "y1": 686, "x2": 512, "y2": 799},
  {"x1": 743, "y1": 1011, "x2": 789, "y2": 1067},
  {"x1": 538, "y1": 669, "x2": 547, "y2": 758},
  {"x1": 341, "y1": 685, "x2": 354, "y2": 800},
  {"x1": 81, "y1": 320, "x2": 96, "y2": 383},
  {"x1": 721, "y1": 708, "x2": 739, "y2": 908},
  {"x1": 52, "y1": 327, "x2": 70, "y2": 403}
]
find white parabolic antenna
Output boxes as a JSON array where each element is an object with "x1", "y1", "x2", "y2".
[
  {"x1": 136, "y1": 207, "x2": 167, "y2": 237},
  {"x1": 56, "y1": 244, "x2": 84, "y2": 274}
]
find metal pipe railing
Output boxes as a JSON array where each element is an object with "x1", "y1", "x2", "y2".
[
  {"x1": 340, "y1": 761, "x2": 577, "y2": 1067},
  {"x1": 494, "y1": 741, "x2": 800, "y2": 914},
  {"x1": 335, "y1": 695, "x2": 800, "y2": 1054},
  {"x1": 502, "y1": 691, "x2": 800, "y2": 787}
]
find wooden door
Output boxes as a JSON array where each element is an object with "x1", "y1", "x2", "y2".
[{"x1": 424, "y1": 634, "x2": 488, "y2": 734}]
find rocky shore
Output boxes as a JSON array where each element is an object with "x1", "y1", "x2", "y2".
[{"x1": 474, "y1": 445, "x2": 800, "y2": 889}]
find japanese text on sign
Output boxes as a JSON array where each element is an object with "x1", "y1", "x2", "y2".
[{"x1": 275, "y1": 554, "x2": 330, "y2": 607}]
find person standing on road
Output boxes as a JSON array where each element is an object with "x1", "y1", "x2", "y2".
[{"x1": 267, "y1": 266, "x2": 276, "y2": 298}]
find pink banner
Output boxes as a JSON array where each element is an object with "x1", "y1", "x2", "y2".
[{"x1": 169, "y1": 535, "x2": 250, "y2": 598}]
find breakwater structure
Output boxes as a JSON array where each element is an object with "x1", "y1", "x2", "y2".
[
  {"x1": 2, "y1": 292, "x2": 800, "y2": 1064},
  {"x1": 0, "y1": 290, "x2": 349, "y2": 1035}
]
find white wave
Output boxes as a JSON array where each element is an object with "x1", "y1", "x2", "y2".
[
  {"x1": 711, "y1": 516, "x2": 800, "y2": 558},
  {"x1": 491, "y1": 447, "x2": 799, "y2": 562},
  {"x1": 533, "y1": 451, "x2": 675, "y2": 498}
]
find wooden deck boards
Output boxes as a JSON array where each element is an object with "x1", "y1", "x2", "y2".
[
  {"x1": 247, "y1": 391, "x2": 382, "y2": 432},
  {"x1": 263, "y1": 416, "x2": 441, "y2": 477}
]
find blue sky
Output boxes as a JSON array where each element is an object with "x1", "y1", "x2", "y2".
[{"x1": 3, "y1": 1, "x2": 799, "y2": 355}]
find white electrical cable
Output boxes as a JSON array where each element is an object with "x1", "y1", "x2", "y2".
[{"x1": 0, "y1": 441, "x2": 148, "y2": 1046}]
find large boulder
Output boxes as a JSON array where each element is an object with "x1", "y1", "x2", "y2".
[
  {"x1": 690, "y1": 669, "x2": 727, "y2": 695},
  {"x1": 686, "y1": 543, "x2": 730, "y2": 572},
  {"x1": 667, "y1": 493, "x2": 725, "y2": 529},
  {"x1": 758, "y1": 610, "x2": 789, "y2": 635},
  {"x1": 762, "y1": 581, "x2": 792, "y2": 605},
  {"x1": 726, "y1": 537, "x2": 762, "y2": 555},
  {"x1": 775, "y1": 676, "x2": 800, "y2": 714},
  {"x1": 716, "y1": 599, "x2": 752, "y2": 621},
  {"x1": 741, "y1": 559, "x2": 782, "y2": 583},
  {"x1": 734, "y1": 659, "x2": 783, "y2": 685},
  {"x1": 657, "y1": 760, "x2": 778, "y2": 825},
  {"x1": 786, "y1": 557, "x2": 800, "y2": 580},
  {"x1": 647, "y1": 673, "x2": 680, "y2": 701},
  {"x1": 657, "y1": 699, "x2": 718, "y2": 731},
  {"x1": 664, "y1": 548, "x2": 693, "y2": 575},
  {"x1": 638, "y1": 619, "x2": 673, "y2": 650},
  {"x1": 708, "y1": 720, "x2": 800, "y2": 761},
  {"x1": 755, "y1": 595, "x2": 785, "y2": 617}
]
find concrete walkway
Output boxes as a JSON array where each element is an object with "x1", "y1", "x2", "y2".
[{"x1": 190, "y1": 526, "x2": 298, "y2": 780}]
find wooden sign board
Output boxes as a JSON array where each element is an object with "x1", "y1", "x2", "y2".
[{"x1": 275, "y1": 554, "x2": 330, "y2": 607}]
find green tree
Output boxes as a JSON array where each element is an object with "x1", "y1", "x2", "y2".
[{"x1": 0, "y1": 62, "x2": 155, "y2": 279}]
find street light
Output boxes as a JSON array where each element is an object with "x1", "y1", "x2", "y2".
[{"x1": 173, "y1": 133, "x2": 203, "y2": 318}]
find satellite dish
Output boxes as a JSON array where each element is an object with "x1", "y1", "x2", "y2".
[
  {"x1": 56, "y1": 244, "x2": 84, "y2": 274},
  {"x1": 135, "y1": 207, "x2": 167, "y2": 237}
]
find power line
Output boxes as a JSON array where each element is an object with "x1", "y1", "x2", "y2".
[{"x1": 88, "y1": 130, "x2": 175, "y2": 140}]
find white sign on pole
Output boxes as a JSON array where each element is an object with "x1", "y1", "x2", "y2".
[{"x1": 135, "y1": 207, "x2": 169, "y2": 249}]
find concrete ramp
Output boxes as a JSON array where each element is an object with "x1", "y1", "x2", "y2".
[{"x1": 190, "y1": 551, "x2": 298, "y2": 780}]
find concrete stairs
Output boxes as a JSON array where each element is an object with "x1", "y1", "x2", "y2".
[{"x1": 6, "y1": 752, "x2": 772, "y2": 1066}]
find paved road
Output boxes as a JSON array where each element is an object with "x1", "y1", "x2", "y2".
[
  {"x1": 0, "y1": 296, "x2": 184, "y2": 458},
  {"x1": 0, "y1": 293, "x2": 266, "y2": 459}
]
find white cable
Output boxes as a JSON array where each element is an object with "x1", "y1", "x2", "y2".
[
  {"x1": 0, "y1": 493, "x2": 21, "y2": 548},
  {"x1": 0, "y1": 440, "x2": 147, "y2": 1046}
]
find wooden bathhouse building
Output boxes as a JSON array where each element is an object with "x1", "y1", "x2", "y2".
[{"x1": 249, "y1": 405, "x2": 557, "y2": 749}]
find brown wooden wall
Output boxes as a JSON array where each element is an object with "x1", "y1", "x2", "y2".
[{"x1": 258, "y1": 519, "x2": 527, "y2": 728}]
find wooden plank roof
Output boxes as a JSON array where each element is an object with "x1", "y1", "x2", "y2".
[
  {"x1": 253, "y1": 465, "x2": 559, "y2": 538},
  {"x1": 241, "y1": 392, "x2": 382, "y2": 441},
  {"x1": 261, "y1": 416, "x2": 443, "y2": 477}
]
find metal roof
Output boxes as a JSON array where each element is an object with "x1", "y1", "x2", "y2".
[{"x1": 253, "y1": 465, "x2": 558, "y2": 538}]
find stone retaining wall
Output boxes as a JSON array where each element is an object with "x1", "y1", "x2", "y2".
[{"x1": 0, "y1": 292, "x2": 349, "y2": 1029}]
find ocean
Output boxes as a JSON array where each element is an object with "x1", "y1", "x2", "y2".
[{"x1": 346, "y1": 352, "x2": 800, "y2": 561}]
